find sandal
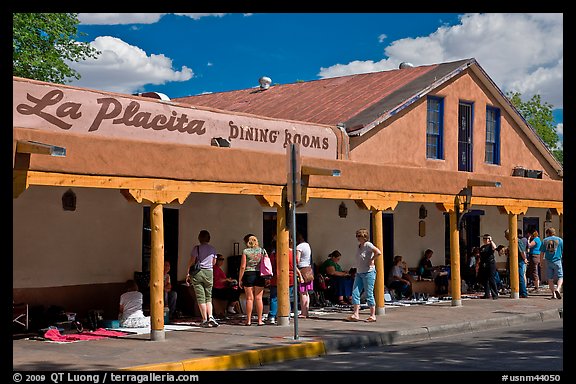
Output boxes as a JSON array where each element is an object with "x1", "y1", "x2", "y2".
[
  {"x1": 365, "y1": 317, "x2": 377, "y2": 323},
  {"x1": 345, "y1": 315, "x2": 360, "y2": 322}
]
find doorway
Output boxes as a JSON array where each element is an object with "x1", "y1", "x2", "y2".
[
  {"x1": 444, "y1": 210, "x2": 482, "y2": 267},
  {"x1": 141, "y1": 206, "x2": 179, "y2": 283},
  {"x1": 523, "y1": 217, "x2": 540, "y2": 238},
  {"x1": 262, "y1": 212, "x2": 308, "y2": 254}
]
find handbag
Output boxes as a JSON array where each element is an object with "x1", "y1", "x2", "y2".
[
  {"x1": 190, "y1": 246, "x2": 201, "y2": 276},
  {"x1": 300, "y1": 266, "x2": 314, "y2": 284},
  {"x1": 259, "y1": 250, "x2": 273, "y2": 279}
]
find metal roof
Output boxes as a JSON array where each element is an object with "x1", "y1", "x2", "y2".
[{"x1": 174, "y1": 59, "x2": 474, "y2": 134}]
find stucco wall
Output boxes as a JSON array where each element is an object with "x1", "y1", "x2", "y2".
[
  {"x1": 13, "y1": 188, "x2": 560, "y2": 290},
  {"x1": 13, "y1": 186, "x2": 142, "y2": 288},
  {"x1": 350, "y1": 71, "x2": 558, "y2": 180},
  {"x1": 393, "y1": 203, "x2": 446, "y2": 269}
]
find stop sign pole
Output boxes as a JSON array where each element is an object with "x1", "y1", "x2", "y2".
[{"x1": 287, "y1": 143, "x2": 340, "y2": 340}]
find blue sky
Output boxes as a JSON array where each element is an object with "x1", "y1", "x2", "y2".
[{"x1": 70, "y1": 13, "x2": 563, "y2": 147}]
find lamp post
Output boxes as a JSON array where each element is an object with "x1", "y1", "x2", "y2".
[{"x1": 287, "y1": 143, "x2": 340, "y2": 340}]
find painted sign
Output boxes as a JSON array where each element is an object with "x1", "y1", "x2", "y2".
[{"x1": 13, "y1": 78, "x2": 338, "y2": 159}]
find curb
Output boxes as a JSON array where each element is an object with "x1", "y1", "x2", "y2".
[{"x1": 122, "y1": 308, "x2": 562, "y2": 371}]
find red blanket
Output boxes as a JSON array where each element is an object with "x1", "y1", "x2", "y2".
[{"x1": 44, "y1": 328, "x2": 127, "y2": 342}]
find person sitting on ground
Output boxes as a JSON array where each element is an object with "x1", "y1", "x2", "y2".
[
  {"x1": 388, "y1": 255, "x2": 412, "y2": 299},
  {"x1": 418, "y1": 248, "x2": 449, "y2": 294},
  {"x1": 119, "y1": 279, "x2": 150, "y2": 328},
  {"x1": 163, "y1": 261, "x2": 178, "y2": 321},
  {"x1": 318, "y1": 250, "x2": 354, "y2": 305},
  {"x1": 212, "y1": 254, "x2": 241, "y2": 315}
]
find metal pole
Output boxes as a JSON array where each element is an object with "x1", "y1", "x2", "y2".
[{"x1": 290, "y1": 143, "x2": 299, "y2": 340}]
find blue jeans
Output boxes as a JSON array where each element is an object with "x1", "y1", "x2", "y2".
[
  {"x1": 267, "y1": 285, "x2": 295, "y2": 318},
  {"x1": 518, "y1": 260, "x2": 527, "y2": 297},
  {"x1": 352, "y1": 270, "x2": 376, "y2": 307}
]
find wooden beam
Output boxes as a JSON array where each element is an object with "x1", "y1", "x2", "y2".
[
  {"x1": 16, "y1": 140, "x2": 66, "y2": 157},
  {"x1": 18, "y1": 170, "x2": 562, "y2": 210},
  {"x1": 22, "y1": 171, "x2": 283, "y2": 196},
  {"x1": 13, "y1": 169, "x2": 29, "y2": 199}
]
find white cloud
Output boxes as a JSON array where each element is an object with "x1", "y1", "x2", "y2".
[
  {"x1": 556, "y1": 123, "x2": 563, "y2": 149},
  {"x1": 79, "y1": 13, "x2": 166, "y2": 25},
  {"x1": 79, "y1": 13, "x2": 227, "y2": 25},
  {"x1": 173, "y1": 13, "x2": 227, "y2": 20},
  {"x1": 68, "y1": 36, "x2": 193, "y2": 94},
  {"x1": 378, "y1": 34, "x2": 387, "y2": 43},
  {"x1": 319, "y1": 13, "x2": 563, "y2": 108}
]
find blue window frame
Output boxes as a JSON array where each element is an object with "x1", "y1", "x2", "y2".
[
  {"x1": 426, "y1": 97, "x2": 444, "y2": 159},
  {"x1": 485, "y1": 106, "x2": 501, "y2": 164}
]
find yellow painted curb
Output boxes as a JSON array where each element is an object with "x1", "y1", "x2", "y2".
[
  {"x1": 122, "y1": 361, "x2": 184, "y2": 371},
  {"x1": 122, "y1": 340, "x2": 326, "y2": 371},
  {"x1": 258, "y1": 341, "x2": 326, "y2": 365}
]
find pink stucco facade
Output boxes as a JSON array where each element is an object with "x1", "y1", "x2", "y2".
[{"x1": 349, "y1": 69, "x2": 559, "y2": 181}]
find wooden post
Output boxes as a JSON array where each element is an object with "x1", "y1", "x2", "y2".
[
  {"x1": 150, "y1": 203, "x2": 166, "y2": 341},
  {"x1": 449, "y1": 210, "x2": 462, "y2": 307},
  {"x1": 508, "y1": 213, "x2": 520, "y2": 299},
  {"x1": 371, "y1": 210, "x2": 385, "y2": 315},
  {"x1": 276, "y1": 198, "x2": 290, "y2": 326}
]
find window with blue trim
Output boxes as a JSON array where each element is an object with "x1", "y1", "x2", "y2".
[
  {"x1": 485, "y1": 106, "x2": 501, "y2": 164},
  {"x1": 426, "y1": 97, "x2": 444, "y2": 159}
]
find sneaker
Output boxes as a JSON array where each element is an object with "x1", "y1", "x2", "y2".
[
  {"x1": 227, "y1": 306, "x2": 237, "y2": 314},
  {"x1": 554, "y1": 290, "x2": 562, "y2": 299},
  {"x1": 267, "y1": 316, "x2": 276, "y2": 325},
  {"x1": 208, "y1": 316, "x2": 219, "y2": 327},
  {"x1": 200, "y1": 320, "x2": 212, "y2": 328}
]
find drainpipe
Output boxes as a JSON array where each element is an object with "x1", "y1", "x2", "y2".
[{"x1": 336, "y1": 123, "x2": 350, "y2": 160}]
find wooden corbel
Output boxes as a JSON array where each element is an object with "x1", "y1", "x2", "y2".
[
  {"x1": 121, "y1": 189, "x2": 190, "y2": 205},
  {"x1": 255, "y1": 194, "x2": 283, "y2": 208},
  {"x1": 497, "y1": 205, "x2": 529, "y2": 215},
  {"x1": 355, "y1": 199, "x2": 398, "y2": 211}
]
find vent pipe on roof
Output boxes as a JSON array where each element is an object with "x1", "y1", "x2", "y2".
[
  {"x1": 399, "y1": 62, "x2": 414, "y2": 69},
  {"x1": 134, "y1": 91, "x2": 171, "y2": 101},
  {"x1": 259, "y1": 76, "x2": 272, "y2": 90}
]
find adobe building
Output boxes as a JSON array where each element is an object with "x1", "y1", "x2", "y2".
[{"x1": 13, "y1": 58, "x2": 562, "y2": 338}]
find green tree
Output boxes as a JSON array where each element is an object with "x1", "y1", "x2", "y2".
[
  {"x1": 13, "y1": 13, "x2": 99, "y2": 84},
  {"x1": 507, "y1": 91, "x2": 563, "y2": 166}
]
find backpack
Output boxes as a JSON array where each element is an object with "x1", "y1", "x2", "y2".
[{"x1": 545, "y1": 239, "x2": 558, "y2": 254}]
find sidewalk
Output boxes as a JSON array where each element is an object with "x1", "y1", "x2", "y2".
[{"x1": 12, "y1": 293, "x2": 563, "y2": 371}]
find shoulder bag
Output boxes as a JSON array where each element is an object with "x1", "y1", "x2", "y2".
[
  {"x1": 260, "y1": 249, "x2": 274, "y2": 279},
  {"x1": 300, "y1": 266, "x2": 314, "y2": 284},
  {"x1": 190, "y1": 245, "x2": 201, "y2": 276}
]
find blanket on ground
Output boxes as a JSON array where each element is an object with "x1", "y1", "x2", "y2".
[{"x1": 43, "y1": 328, "x2": 127, "y2": 342}]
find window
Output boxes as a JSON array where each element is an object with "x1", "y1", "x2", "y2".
[
  {"x1": 485, "y1": 106, "x2": 501, "y2": 164},
  {"x1": 426, "y1": 97, "x2": 444, "y2": 159}
]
